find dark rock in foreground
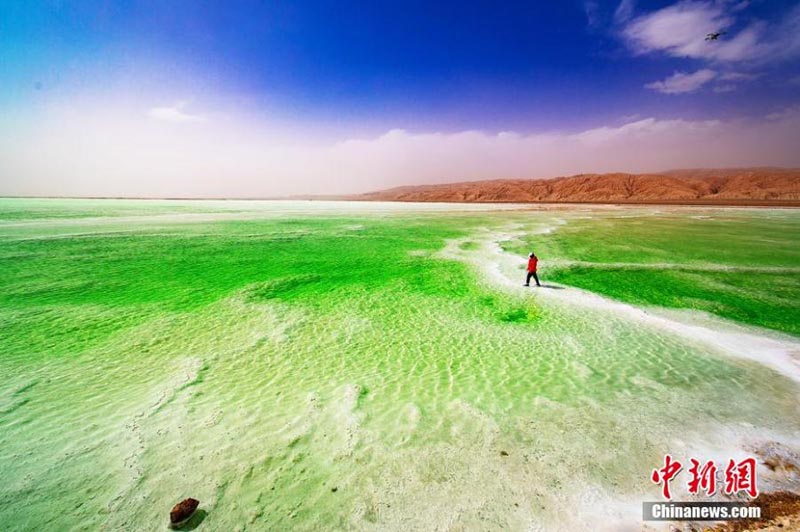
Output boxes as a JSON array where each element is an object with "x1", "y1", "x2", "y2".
[{"x1": 170, "y1": 498, "x2": 199, "y2": 529}]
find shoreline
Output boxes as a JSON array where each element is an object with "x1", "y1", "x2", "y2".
[
  {"x1": 348, "y1": 198, "x2": 800, "y2": 208},
  {"x1": 1, "y1": 196, "x2": 799, "y2": 208}
]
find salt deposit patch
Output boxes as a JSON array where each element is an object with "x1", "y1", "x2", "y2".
[
  {"x1": 449, "y1": 229, "x2": 800, "y2": 386},
  {"x1": 437, "y1": 225, "x2": 800, "y2": 528}
]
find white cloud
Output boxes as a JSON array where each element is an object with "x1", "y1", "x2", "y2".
[
  {"x1": 766, "y1": 104, "x2": 800, "y2": 121},
  {"x1": 624, "y1": 2, "x2": 734, "y2": 59},
  {"x1": 772, "y1": 3, "x2": 800, "y2": 62},
  {"x1": 730, "y1": 1, "x2": 751, "y2": 13},
  {"x1": 719, "y1": 71, "x2": 759, "y2": 81},
  {"x1": 147, "y1": 102, "x2": 207, "y2": 123},
  {"x1": 620, "y1": 2, "x2": 800, "y2": 97},
  {"x1": 645, "y1": 69, "x2": 717, "y2": 94},
  {"x1": 709, "y1": 71, "x2": 760, "y2": 92},
  {"x1": 584, "y1": 1, "x2": 601, "y2": 28},
  {"x1": 614, "y1": 0, "x2": 636, "y2": 24},
  {"x1": 619, "y1": 0, "x2": 794, "y2": 63}
]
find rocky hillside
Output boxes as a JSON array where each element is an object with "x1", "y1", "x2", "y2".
[{"x1": 354, "y1": 168, "x2": 800, "y2": 205}]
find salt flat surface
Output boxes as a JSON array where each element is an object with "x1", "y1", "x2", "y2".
[{"x1": 0, "y1": 200, "x2": 798, "y2": 531}]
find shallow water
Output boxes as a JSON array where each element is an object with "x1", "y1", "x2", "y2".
[{"x1": 0, "y1": 200, "x2": 798, "y2": 531}]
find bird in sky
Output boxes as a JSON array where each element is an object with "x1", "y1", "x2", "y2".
[{"x1": 706, "y1": 31, "x2": 726, "y2": 41}]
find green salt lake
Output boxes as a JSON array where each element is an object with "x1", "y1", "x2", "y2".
[{"x1": 1, "y1": 199, "x2": 798, "y2": 530}]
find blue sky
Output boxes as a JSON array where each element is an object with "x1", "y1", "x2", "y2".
[{"x1": 1, "y1": 1, "x2": 799, "y2": 196}]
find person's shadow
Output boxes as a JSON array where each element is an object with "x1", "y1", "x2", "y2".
[{"x1": 540, "y1": 284, "x2": 565, "y2": 290}]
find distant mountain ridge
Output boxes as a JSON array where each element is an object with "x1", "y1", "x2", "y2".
[{"x1": 353, "y1": 168, "x2": 800, "y2": 206}]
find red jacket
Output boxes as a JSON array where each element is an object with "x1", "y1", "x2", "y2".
[{"x1": 527, "y1": 257, "x2": 538, "y2": 272}]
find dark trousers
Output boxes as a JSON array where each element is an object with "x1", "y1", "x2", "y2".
[{"x1": 526, "y1": 272, "x2": 540, "y2": 286}]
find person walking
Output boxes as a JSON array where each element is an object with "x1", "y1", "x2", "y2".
[{"x1": 524, "y1": 252, "x2": 540, "y2": 287}]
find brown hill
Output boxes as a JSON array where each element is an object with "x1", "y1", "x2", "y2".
[{"x1": 354, "y1": 168, "x2": 800, "y2": 206}]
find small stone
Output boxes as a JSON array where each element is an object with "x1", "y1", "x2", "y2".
[
  {"x1": 500, "y1": 451, "x2": 509, "y2": 456},
  {"x1": 170, "y1": 498, "x2": 199, "y2": 528},
  {"x1": 331, "y1": 487, "x2": 338, "y2": 492}
]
